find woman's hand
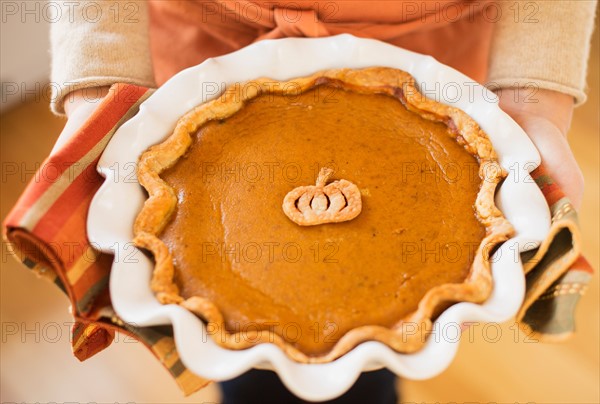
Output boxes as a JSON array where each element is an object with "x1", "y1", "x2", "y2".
[
  {"x1": 496, "y1": 88, "x2": 584, "y2": 209},
  {"x1": 64, "y1": 86, "x2": 111, "y2": 117},
  {"x1": 51, "y1": 86, "x2": 111, "y2": 153}
]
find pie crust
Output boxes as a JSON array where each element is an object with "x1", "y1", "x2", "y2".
[{"x1": 133, "y1": 67, "x2": 514, "y2": 363}]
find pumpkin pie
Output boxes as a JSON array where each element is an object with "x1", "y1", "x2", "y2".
[{"x1": 133, "y1": 67, "x2": 513, "y2": 363}]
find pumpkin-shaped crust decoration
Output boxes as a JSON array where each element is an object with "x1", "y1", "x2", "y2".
[{"x1": 282, "y1": 167, "x2": 362, "y2": 226}]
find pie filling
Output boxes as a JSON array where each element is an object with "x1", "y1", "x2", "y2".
[{"x1": 159, "y1": 84, "x2": 486, "y2": 356}]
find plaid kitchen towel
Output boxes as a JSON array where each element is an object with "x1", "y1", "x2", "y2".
[
  {"x1": 2, "y1": 83, "x2": 210, "y2": 395},
  {"x1": 2, "y1": 83, "x2": 593, "y2": 395}
]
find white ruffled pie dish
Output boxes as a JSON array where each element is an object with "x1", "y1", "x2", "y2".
[{"x1": 88, "y1": 35, "x2": 551, "y2": 401}]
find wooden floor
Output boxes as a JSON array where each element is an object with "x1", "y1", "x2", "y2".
[{"x1": 2, "y1": 37, "x2": 598, "y2": 404}]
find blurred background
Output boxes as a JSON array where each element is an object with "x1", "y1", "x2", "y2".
[{"x1": 1, "y1": 2, "x2": 598, "y2": 403}]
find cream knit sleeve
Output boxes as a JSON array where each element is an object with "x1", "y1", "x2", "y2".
[
  {"x1": 488, "y1": 0, "x2": 597, "y2": 106},
  {"x1": 50, "y1": 1, "x2": 597, "y2": 114},
  {"x1": 50, "y1": 0, "x2": 155, "y2": 115}
]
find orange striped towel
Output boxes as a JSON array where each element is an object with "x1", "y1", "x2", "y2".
[{"x1": 2, "y1": 83, "x2": 593, "y2": 395}]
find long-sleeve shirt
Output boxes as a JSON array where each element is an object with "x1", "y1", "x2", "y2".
[{"x1": 50, "y1": 0, "x2": 598, "y2": 115}]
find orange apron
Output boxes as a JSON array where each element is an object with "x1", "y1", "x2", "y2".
[{"x1": 148, "y1": 0, "x2": 495, "y2": 85}]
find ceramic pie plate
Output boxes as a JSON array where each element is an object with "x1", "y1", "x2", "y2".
[{"x1": 87, "y1": 35, "x2": 551, "y2": 401}]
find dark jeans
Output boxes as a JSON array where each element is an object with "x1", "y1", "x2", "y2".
[{"x1": 220, "y1": 368, "x2": 398, "y2": 404}]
